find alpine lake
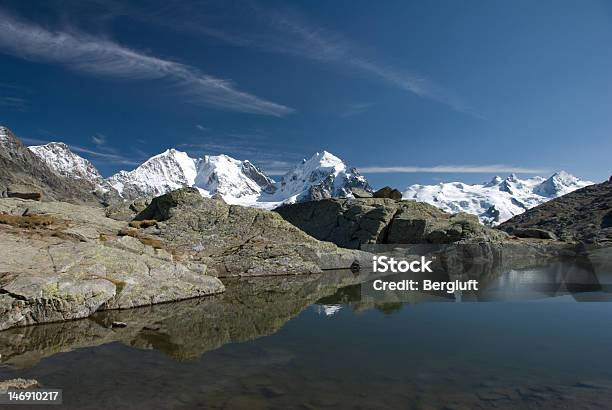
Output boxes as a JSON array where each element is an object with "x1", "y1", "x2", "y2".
[{"x1": 2, "y1": 257, "x2": 612, "y2": 410}]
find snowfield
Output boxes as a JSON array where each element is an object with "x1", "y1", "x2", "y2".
[{"x1": 403, "y1": 171, "x2": 593, "y2": 225}]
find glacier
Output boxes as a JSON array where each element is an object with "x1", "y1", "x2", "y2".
[{"x1": 403, "y1": 171, "x2": 593, "y2": 225}]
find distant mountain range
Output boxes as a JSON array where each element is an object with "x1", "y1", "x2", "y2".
[
  {"x1": 403, "y1": 172, "x2": 593, "y2": 225},
  {"x1": 17, "y1": 127, "x2": 370, "y2": 208},
  {"x1": 0, "y1": 125, "x2": 595, "y2": 222}
]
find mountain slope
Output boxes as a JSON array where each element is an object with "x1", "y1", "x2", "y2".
[
  {"x1": 403, "y1": 172, "x2": 593, "y2": 225},
  {"x1": 499, "y1": 179, "x2": 612, "y2": 243},
  {"x1": 0, "y1": 126, "x2": 103, "y2": 204}
]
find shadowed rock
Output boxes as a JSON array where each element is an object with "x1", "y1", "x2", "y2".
[{"x1": 499, "y1": 180, "x2": 612, "y2": 245}]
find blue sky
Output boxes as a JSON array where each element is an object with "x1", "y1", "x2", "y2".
[{"x1": 0, "y1": 0, "x2": 610, "y2": 188}]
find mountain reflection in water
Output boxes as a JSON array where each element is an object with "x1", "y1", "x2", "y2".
[{"x1": 1, "y1": 256, "x2": 612, "y2": 409}]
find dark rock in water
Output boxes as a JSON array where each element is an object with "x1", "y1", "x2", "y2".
[
  {"x1": 276, "y1": 197, "x2": 509, "y2": 249},
  {"x1": 499, "y1": 180, "x2": 612, "y2": 244},
  {"x1": 0, "y1": 126, "x2": 105, "y2": 205},
  {"x1": 373, "y1": 186, "x2": 403, "y2": 200},
  {"x1": 509, "y1": 228, "x2": 558, "y2": 240},
  {"x1": 135, "y1": 188, "x2": 371, "y2": 277},
  {"x1": 350, "y1": 187, "x2": 373, "y2": 198},
  {"x1": 111, "y1": 321, "x2": 127, "y2": 328}
]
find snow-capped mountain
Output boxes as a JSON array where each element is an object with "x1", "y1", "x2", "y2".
[
  {"x1": 17, "y1": 128, "x2": 368, "y2": 207},
  {"x1": 194, "y1": 154, "x2": 276, "y2": 201},
  {"x1": 108, "y1": 149, "x2": 197, "y2": 198},
  {"x1": 106, "y1": 149, "x2": 369, "y2": 207},
  {"x1": 403, "y1": 171, "x2": 593, "y2": 225},
  {"x1": 28, "y1": 142, "x2": 109, "y2": 191},
  {"x1": 271, "y1": 151, "x2": 370, "y2": 204}
]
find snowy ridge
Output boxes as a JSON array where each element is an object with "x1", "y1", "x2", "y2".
[
  {"x1": 108, "y1": 149, "x2": 197, "y2": 198},
  {"x1": 194, "y1": 154, "x2": 276, "y2": 204},
  {"x1": 29, "y1": 142, "x2": 103, "y2": 181},
  {"x1": 403, "y1": 172, "x2": 593, "y2": 225},
  {"x1": 28, "y1": 142, "x2": 112, "y2": 192}
]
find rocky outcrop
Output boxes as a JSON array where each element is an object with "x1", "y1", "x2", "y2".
[
  {"x1": 276, "y1": 197, "x2": 509, "y2": 249},
  {"x1": 133, "y1": 188, "x2": 371, "y2": 277},
  {"x1": 0, "y1": 197, "x2": 224, "y2": 331},
  {"x1": 499, "y1": 180, "x2": 612, "y2": 245}
]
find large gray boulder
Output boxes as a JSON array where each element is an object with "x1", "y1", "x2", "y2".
[
  {"x1": 276, "y1": 197, "x2": 509, "y2": 249},
  {"x1": 134, "y1": 188, "x2": 371, "y2": 277}
]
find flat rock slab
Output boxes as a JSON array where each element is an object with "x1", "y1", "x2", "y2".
[{"x1": 0, "y1": 198, "x2": 224, "y2": 331}]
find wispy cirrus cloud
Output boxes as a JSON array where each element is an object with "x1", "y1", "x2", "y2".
[
  {"x1": 0, "y1": 96, "x2": 28, "y2": 110},
  {"x1": 258, "y1": 11, "x2": 476, "y2": 115},
  {"x1": 0, "y1": 10, "x2": 293, "y2": 116},
  {"x1": 358, "y1": 165, "x2": 547, "y2": 174},
  {"x1": 159, "y1": 5, "x2": 474, "y2": 115},
  {"x1": 0, "y1": 82, "x2": 31, "y2": 111}
]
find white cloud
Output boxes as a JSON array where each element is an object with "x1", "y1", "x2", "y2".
[
  {"x1": 0, "y1": 11, "x2": 293, "y2": 116},
  {"x1": 358, "y1": 165, "x2": 547, "y2": 174}
]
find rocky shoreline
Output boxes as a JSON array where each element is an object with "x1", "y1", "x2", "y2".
[
  {"x1": 0, "y1": 185, "x2": 588, "y2": 332},
  {"x1": 0, "y1": 189, "x2": 373, "y2": 331}
]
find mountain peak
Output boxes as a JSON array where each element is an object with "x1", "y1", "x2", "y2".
[
  {"x1": 534, "y1": 170, "x2": 585, "y2": 197},
  {"x1": 276, "y1": 150, "x2": 369, "y2": 202},
  {"x1": 28, "y1": 142, "x2": 105, "y2": 184}
]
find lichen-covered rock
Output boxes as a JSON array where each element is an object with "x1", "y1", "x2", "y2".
[
  {"x1": 134, "y1": 188, "x2": 372, "y2": 276},
  {"x1": 0, "y1": 197, "x2": 224, "y2": 331},
  {"x1": 105, "y1": 197, "x2": 152, "y2": 221}
]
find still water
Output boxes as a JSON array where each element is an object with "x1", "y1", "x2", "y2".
[{"x1": 1, "y1": 261, "x2": 612, "y2": 409}]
